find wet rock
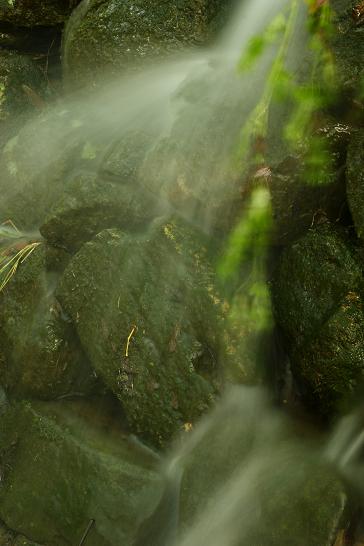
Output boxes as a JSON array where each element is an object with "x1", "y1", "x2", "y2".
[
  {"x1": 0, "y1": 118, "x2": 155, "y2": 239},
  {"x1": 272, "y1": 223, "x2": 364, "y2": 418},
  {"x1": 293, "y1": 292, "x2": 364, "y2": 417},
  {"x1": 272, "y1": 223, "x2": 362, "y2": 346},
  {"x1": 58, "y1": 220, "x2": 223, "y2": 447},
  {"x1": 0, "y1": 50, "x2": 46, "y2": 145},
  {"x1": 152, "y1": 388, "x2": 348, "y2": 546},
  {"x1": 0, "y1": 244, "x2": 97, "y2": 400},
  {"x1": 0, "y1": 113, "x2": 95, "y2": 231},
  {"x1": 347, "y1": 129, "x2": 364, "y2": 239},
  {"x1": 268, "y1": 122, "x2": 352, "y2": 245},
  {"x1": 0, "y1": 0, "x2": 79, "y2": 27},
  {"x1": 40, "y1": 170, "x2": 154, "y2": 253},
  {"x1": 330, "y1": 0, "x2": 364, "y2": 95},
  {"x1": 0, "y1": 398, "x2": 161, "y2": 546},
  {"x1": 63, "y1": 0, "x2": 233, "y2": 88}
]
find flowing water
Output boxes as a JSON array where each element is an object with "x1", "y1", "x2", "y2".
[{"x1": 1, "y1": 0, "x2": 364, "y2": 544}]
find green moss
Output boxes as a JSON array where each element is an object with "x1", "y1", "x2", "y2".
[
  {"x1": 0, "y1": 399, "x2": 161, "y2": 546},
  {"x1": 0, "y1": 245, "x2": 97, "y2": 400},
  {"x1": 176, "y1": 389, "x2": 347, "y2": 546},
  {"x1": 0, "y1": 49, "x2": 46, "y2": 133},
  {"x1": 272, "y1": 223, "x2": 362, "y2": 346},
  {"x1": 293, "y1": 292, "x2": 364, "y2": 417},
  {"x1": 58, "y1": 220, "x2": 225, "y2": 446},
  {"x1": 347, "y1": 129, "x2": 364, "y2": 239},
  {"x1": 0, "y1": 0, "x2": 76, "y2": 26},
  {"x1": 63, "y1": 0, "x2": 233, "y2": 88}
]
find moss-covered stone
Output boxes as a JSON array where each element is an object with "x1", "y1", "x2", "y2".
[
  {"x1": 0, "y1": 398, "x2": 161, "y2": 546},
  {"x1": 268, "y1": 122, "x2": 352, "y2": 245},
  {"x1": 347, "y1": 129, "x2": 364, "y2": 240},
  {"x1": 0, "y1": 50, "x2": 46, "y2": 146},
  {"x1": 63, "y1": 0, "x2": 233, "y2": 88},
  {"x1": 158, "y1": 387, "x2": 348, "y2": 546},
  {"x1": 40, "y1": 171, "x2": 155, "y2": 253},
  {"x1": 0, "y1": 112, "x2": 101, "y2": 232},
  {"x1": 0, "y1": 0, "x2": 78, "y2": 26},
  {"x1": 292, "y1": 292, "x2": 364, "y2": 417},
  {"x1": 272, "y1": 223, "x2": 362, "y2": 346},
  {"x1": 0, "y1": 245, "x2": 97, "y2": 400},
  {"x1": 330, "y1": 0, "x2": 364, "y2": 96},
  {"x1": 58, "y1": 220, "x2": 224, "y2": 447}
]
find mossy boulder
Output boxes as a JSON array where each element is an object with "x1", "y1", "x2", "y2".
[
  {"x1": 292, "y1": 292, "x2": 364, "y2": 417},
  {"x1": 0, "y1": 117, "x2": 155, "y2": 240},
  {"x1": 0, "y1": 50, "x2": 46, "y2": 146},
  {"x1": 272, "y1": 223, "x2": 362, "y2": 346},
  {"x1": 0, "y1": 244, "x2": 97, "y2": 400},
  {"x1": 147, "y1": 387, "x2": 348, "y2": 546},
  {"x1": 0, "y1": 398, "x2": 161, "y2": 546},
  {"x1": 58, "y1": 220, "x2": 223, "y2": 447},
  {"x1": 40, "y1": 170, "x2": 155, "y2": 253},
  {"x1": 268, "y1": 122, "x2": 352, "y2": 245},
  {"x1": 63, "y1": 0, "x2": 233, "y2": 88},
  {"x1": 272, "y1": 223, "x2": 364, "y2": 417},
  {"x1": 0, "y1": 520, "x2": 45, "y2": 546},
  {"x1": 347, "y1": 129, "x2": 364, "y2": 240},
  {"x1": 330, "y1": 0, "x2": 364, "y2": 95},
  {"x1": 0, "y1": 115, "x2": 78, "y2": 232},
  {"x1": 0, "y1": 113, "x2": 104, "y2": 232},
  {"x1": 0, "y1": 0, "x2": 78, "y2": 26}
]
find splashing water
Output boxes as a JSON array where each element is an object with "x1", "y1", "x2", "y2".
[
  {"x1": 134, "y1": 385, "x2": 364, "y2": 546},
  {"x1": 0, "y1": 0, "x2": 300, "y2": 235}
]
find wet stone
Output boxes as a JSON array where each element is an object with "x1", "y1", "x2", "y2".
[
  {"x1": 0, "y1": 245, "x2": 98, "y2": 400},
  {"x1": 40, "y1": 170, "x2": 155, "y2": 253},
  {"x1": 330, "y1": 0, "x2": 364, "y2": 96},
  {"x1": 0, "y1": 50, "x2": 47, "y2": 147},
  {"x1": 0, "y1": 398, "x2": 161, "y2": 546},
  {"x1": 272, "y1": 223, "x2": 362, "y2": 346},
  {"x1": 63, "y1": 0, "x2": 234, "y2": 89},
  {"x1": 57, "y1": 220, "x2": 224, "y2": 447},
  {"x1": 0, "y1": 0, "x2": 79, "y2": 27},
  {"x1": 347, "y1": 129, "x2": 364, "y2": 240},
  {"x1": 292, "y1": 292, "x2": 364, "y2": 417}
]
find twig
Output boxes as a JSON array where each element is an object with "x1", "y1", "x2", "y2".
[
  {"x1": 125, "y1": 325, "x2": 137, "y2": 357},
  {"x1": 79, "y1": 519, "x2": 95, "y2": 546}
]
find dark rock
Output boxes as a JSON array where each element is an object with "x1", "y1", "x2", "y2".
[
  {"x1": 0, "y1": 50, "x2": 46, "y2": 144},
  {"x1": 272, "y1": 223, "x2": 362, "y2": 346},
  {"x1": 330, "y1": 0, "x2": 364, "y2": 96},
  {"x1": 293, "y1": 292, "x2": 364, "y2": 417},
  {"x1": 0, "y1": 119, "x2": 154, "y2": 239},
  {"x1": 0, "y1": 244, "x2": 98, "y2": 400},
  {"x1": 0, "y1": 0, "x2": 79, "y2": 27},
  {"x1": 267, "y1": 121, "x2": 353, "y2": 245},
  {"x1": 162, "y1": 387, "x2": 348, "y2": 546},
  {"x1": 63, "y1": 0, "x2": 233, "y2": 88},
  {"x1": 347, "y1": 129, "x2": 364, "y2": 239},
  {"x1": 40, "y1": 170, "x2": 154, "y2": 253},
  {"x1": 0, "y1": 398, "x2": 161, "y2": 546},
  {"x1": 57, "y1": 220, "x2": 224, "y2": 446},
  {"x1": 0, "y1": 114, "x2": 96, "y2": 231}
]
